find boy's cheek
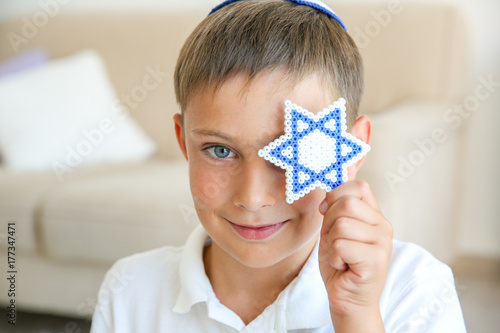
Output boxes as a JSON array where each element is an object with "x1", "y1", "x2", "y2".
[
  {"x1": 296, "y1": 187, "x2": 326, "y2": 206},
  {"x1": 292, "y1": 188, "x2": 326, "y2": 225},
  {"x1": 189, "y1": 163, "x2": 235, "y2": 209}
]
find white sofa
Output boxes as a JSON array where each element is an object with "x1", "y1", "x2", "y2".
[{"x1": 0, "y1": 2, "x2": 467, "y2": 318}]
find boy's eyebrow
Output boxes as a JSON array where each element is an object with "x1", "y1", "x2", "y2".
[
  {"x1": 191, "y1": 128, "x2": 236, "y2": 142},
  {"x1": 191, "y1": 128, "x2": 284, "y2": 148}
]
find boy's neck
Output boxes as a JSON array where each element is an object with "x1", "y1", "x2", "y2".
[{"x1": 203, "y1": 234, "x2": 319, "y2": 325}]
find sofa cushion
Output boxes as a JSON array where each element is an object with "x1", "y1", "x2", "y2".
[
  {"x1": 0, "y1": 161, "x2": 171, "y2": 254},
  {"x1": 0, "y1": 168, "x2": 57, "y2": 254},
  {"x1": 337, "y1": 3, "x2": 467, "y2": 114},
  {"x1": 0, "y1": 48, "x2": 48, "y2": 78},
  {"x1": 38, "y1": 159, "x2": 197, "y2": 264},
  {"x1": 0, "y1": 50, "x2": 156, "y2": 173}
]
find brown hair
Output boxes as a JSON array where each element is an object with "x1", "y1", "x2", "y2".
[{"x1": 174, "y1": 0, "x2": 363, "y2": 126}]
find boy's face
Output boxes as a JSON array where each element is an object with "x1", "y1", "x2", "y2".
[{"x1": 174, "y1": 70, "x2": 362, "y2": 269}]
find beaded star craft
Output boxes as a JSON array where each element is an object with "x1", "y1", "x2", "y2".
[{"x1": 258, "y1": 98, "x2": 370, "y2": 204}]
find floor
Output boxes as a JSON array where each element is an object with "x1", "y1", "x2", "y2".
[
  {"x1": 0, "y1": 257, "x2": 498, "y2": 333},
  {"x1": 0, "y1": 310, "x2": 91, "y2": 332}
]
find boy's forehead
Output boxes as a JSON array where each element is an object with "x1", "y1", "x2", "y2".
[
  {"x1": 187, "y1": 70, "x2": 332, "y2": 114},
  {"x1": 185, "y1": 70, "x2": 334, "y2": 145},
  {"x1": 218, "y1": 70, "x2": 305, "y2": 101},
  {"x1": 188, "y1": 98, "x2": 286, "y2": 147}
]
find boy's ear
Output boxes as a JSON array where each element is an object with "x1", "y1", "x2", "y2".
[
  {"x1": 347, "y1": 115, "x2": 372, "y2": 180},
  {"x1": 173, "y1": 113, "x2": 188, "y2": 161}
]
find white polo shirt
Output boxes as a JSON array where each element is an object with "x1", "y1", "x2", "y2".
[{"x1": 90, "y1": 225, "x2": 466, "y2": 332}]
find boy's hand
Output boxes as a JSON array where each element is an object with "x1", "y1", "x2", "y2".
[{"x1": 318, "y1": 180, "x2": 393, "y2": 332}]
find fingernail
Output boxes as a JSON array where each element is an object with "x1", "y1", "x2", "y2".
[{"x1": 319, "y1": 200, "x2": 328, "y2": 214}]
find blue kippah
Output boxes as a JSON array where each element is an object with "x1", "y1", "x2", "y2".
[{"x1": 209, "y1": 0, "x2": 347, "y2": 31}]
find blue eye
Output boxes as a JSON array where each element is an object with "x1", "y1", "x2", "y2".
[{"x1": 205, "y1": 145, "x2": 235, "y2": 159}]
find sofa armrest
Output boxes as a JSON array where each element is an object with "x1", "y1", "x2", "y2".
[{"x1": 358, "y1": 100, "x2": 465, "y2": 263}]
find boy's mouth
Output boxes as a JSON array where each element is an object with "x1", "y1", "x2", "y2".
[{"x1": 226, "y1": 219, "x2": 289, "y2": 241}]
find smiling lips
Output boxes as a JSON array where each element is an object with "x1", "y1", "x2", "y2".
[{"x1": 228, "y1": 219, "x2": 289, "y2": 241}]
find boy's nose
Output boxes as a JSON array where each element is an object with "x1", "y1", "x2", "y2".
[{"x1": 232, "y1": 156, "x2": 278, "y2": 211}]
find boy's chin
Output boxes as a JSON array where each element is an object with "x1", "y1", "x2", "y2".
[
  {"x1": 210, "y1": 235, "x2": 293, "y2": 269},
  {"x1": 223, "y1": 231, "x2": 320, "y2": 270},
  {"x1": 232, "y1": 250, "x2": 293, "y2": 269}
]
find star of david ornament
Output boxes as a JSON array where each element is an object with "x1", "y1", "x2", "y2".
[{"x1": 258, "y1": 98, "x2": 371, "y2": 204}]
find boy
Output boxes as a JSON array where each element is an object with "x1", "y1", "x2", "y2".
[{"x1": 91, "y1": 0, "x2": 466, "y2": 332}]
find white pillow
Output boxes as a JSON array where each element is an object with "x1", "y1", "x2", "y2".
[{"x1": 0, "y1": 50, "x2": 157, "y2": 177}]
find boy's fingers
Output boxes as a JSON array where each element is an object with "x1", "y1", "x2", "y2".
[
  {"x1": 327, "y1": 239, "x2": 388, "y2": 277},
  {"x1": 325, "y1": 217, "x2": 384, "y2": 246},
  {"x1": 321, "y1": 196, "x2": 382, "y2": 234},
  {"x1": 319, "y1": 180, "x2": 379, "y2": 214}
]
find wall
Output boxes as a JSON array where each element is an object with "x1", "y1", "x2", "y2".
[
  {"x1": 453, "y1": 0, "x2": 500, "y2": 258},
  {"x1": 1, "y1": 0, "x2": 499, "y2": 258}
]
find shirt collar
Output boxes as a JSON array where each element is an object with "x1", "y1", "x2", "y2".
[
  {"x1": 173, "y1": 225, "x2": 332, "y2": 330},
  {"x1": 283, "y1": 237, "x2": 332, "y2": 330},
  {"x1": 172, "y1": 225, "x2": 212, "y2": 313},
  {"x1": 173, "y1": 225, "x2": 244, "y2": 329}
]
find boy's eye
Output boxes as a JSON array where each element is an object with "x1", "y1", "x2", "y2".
[{"x1": 205, "y1": 145, "x2": 235, "y2": 159}]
